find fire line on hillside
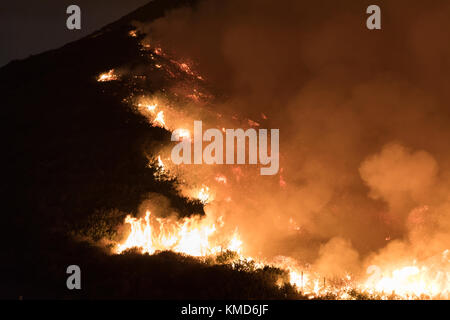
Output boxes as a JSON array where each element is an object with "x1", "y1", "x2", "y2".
[{"x1": 91, "y1": 25, "x2": 450, "y2": 300}]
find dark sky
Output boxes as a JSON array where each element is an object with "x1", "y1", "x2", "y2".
[{"x1": 0, "y1": 0, "x2": 150, "y2": 67}]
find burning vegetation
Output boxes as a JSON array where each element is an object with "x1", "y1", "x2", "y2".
[
  {"x1": 91, "y1": 12, "x2": 450, "y2": 297},
  {"x1": 97, "y1": 69, "x2": 119, "y2": 82},
  {"x1": 3, "y1": 0, "x2": 450, "y2": 300}
]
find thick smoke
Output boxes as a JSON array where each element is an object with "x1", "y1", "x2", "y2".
[
  {"x1": 360, "y1": 143, "x2": 438, "y2": 225},
  {"x1": 134, "y1": 0, "x2": 450, "y2": 278}
]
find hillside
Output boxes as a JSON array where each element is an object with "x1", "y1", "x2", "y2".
[{"x1": 0, "y1": 0, "x2": 302, "y2": 299}]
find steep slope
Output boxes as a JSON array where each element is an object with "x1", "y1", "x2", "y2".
[{"x1": 0, "y1": 0, "x2": 301, "y2": 299}]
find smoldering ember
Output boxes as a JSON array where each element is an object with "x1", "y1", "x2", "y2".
[{"x1": 170, "y1": 121, "x2": 279, "y2": 175}]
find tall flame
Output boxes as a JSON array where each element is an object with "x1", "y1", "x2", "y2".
[
  {"x1": 116, "y1": 210, "x2": 241, "y2": 257},
  {"x1": 108, "y1": 40, "x2": 450, "y2": 300}
]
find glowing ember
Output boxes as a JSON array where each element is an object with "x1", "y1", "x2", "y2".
[
  {"x1": 197, "y1": 187, "x2": 211, "y2": 204},
  {"x1": 248, "y1": 119, "x2": 260, "y2": 127},
  {"x1": 170, "y1": 59, "x2": 202, "y2": 79},
  {"x1": 152, "y1": 155, "x2": 168, "y2": 180},
  {"x1": 97, "y1": 69, "x2": 118, "y2": 82},
  {"x1": 178, "y1": 63, "x2": 191, "y2": 73},
  {"x1": 147, "y1": 104, "x2": 157, "y2": 112},
  {"x1": 157, "y1": 156, "x2": 165, "y2": 171},
  {"x1": 137, "y1": 100, "x2": 158, "y2": 113},
  {"x1": 153, "y1": 111, "x2": 166, "y2": 127}
]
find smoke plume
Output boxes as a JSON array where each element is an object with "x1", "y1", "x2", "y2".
[{"x1": 132, "y1": 0, "x2": 450, "y2": 278}]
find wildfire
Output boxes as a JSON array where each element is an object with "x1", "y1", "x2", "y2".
[
  {"x1": 173, "y1": 61, "x2": 193, "y2": 74},
  {"x1": 116, "y1": 210, "x2": 241, "y2": 257},
  {"x1": 97, "y1": 69, "x2": 118, "y2": 82},
  {"x1": 147, "y1": 104, "x2": 157, "y2": 112},
  {"x1": 157, "y1": 156, "x2": 165, "y2": 171},
  {"x1": 136, "y1": 100, "x2": 166, "y2": 128},
  {"x1": 227, "y1": 230, "x2": 243, "y2": 254},
  {"x1": 361, "y1": 257, "x2": 449, "y2": 299},
  {"x1": 114, "y1": 205, "x2": 449, "y2": 299},
  {"x1": 105, "y1": 41, "x2": 450, "y2": 300},
  {"x1": 170, "y1": 59, "x2": 204, "y2": 80},
  {"x1": 153, "y1": 111, "x2": 166, "y2": 128},
  {"x1": 137, "y1": 99, "x2": 158, "y2": 113},
  {"x1": 197, "y1": 187, "x2": 211, "y2": 204}
]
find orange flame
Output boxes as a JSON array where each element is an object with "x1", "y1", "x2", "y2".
[
  {"x1": 116, "y1": 210, "x2": 242, "y2": 257},
  {"x1": 97, "y1": 69, "x2": 118, "y2": 82},
  {"x1": 154, "y1": 111, "x2": 166, "y2": 128}
]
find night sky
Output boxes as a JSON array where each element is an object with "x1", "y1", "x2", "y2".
[{"x1": 0, "y1": 0, "x2": 149, "y2": 67}]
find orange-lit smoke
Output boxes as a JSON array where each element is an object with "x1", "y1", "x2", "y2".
[{"x1": 111, "y1": 0, "x2": 450, "y2": 299}]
